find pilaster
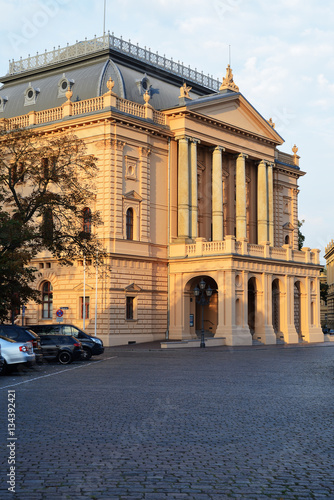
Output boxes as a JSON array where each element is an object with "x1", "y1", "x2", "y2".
[
  {"x1": 139, "y1": 146, "x2": 151, "y2": 242},
  {"x1": 282, "y1": 275, "x2": 299, "y2": 343},
  {"x1": 112, "y1": 139, "x2": 126, "y2": 245},
  {"x1": 256, "y1": 273, "x2": 276, "y2": 344}
]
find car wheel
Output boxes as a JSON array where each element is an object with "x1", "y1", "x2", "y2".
[
  {"x1": 82, "y1": 347, "x2": 92, "y2": 360},
  {"x1": 58, "y1": 351, "x2": 72, "y2": 365}
]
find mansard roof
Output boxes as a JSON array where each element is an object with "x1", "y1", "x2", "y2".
[{"x1": 0, "y1": 34, "x2": 216, "y2": 118}]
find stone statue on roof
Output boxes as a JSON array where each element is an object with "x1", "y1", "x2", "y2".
[
  {"x1": 179, "y1": 83, "x2": 192, "y2": 99},
  {"x1": 219, "y1": 65, "x2": 239, "y2": 92}
]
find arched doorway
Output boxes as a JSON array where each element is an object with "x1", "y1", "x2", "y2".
[
  {"x1": 272, "y1": 279, "x2": 280, "y2": 336},
  {"x1": 248, "y1": 277, "x2": 256, "y2": 336},
  {"x1": 186, "y1": 276, "x2": 218, "y2": 338},
  {"x1": 294, "y1": 281, "x2": 301, "y2": 339}
]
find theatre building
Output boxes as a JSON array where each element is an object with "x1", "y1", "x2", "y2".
[{"x1": 0, "y1": 34, "x2": 323, "y2": 345}]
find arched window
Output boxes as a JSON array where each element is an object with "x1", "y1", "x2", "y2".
[
  {"x1": 83, "y1": 207, "x2": 92, "y2": 234},
  {"x1": 126, "y1": 208, "x2": 134, "y2": 240},
  {"x1": 42, "y1": 281, "x2": 53, "y2": 319},
  {"x1": 285, "y1": 235, "x2": 290, "y2": 245}
]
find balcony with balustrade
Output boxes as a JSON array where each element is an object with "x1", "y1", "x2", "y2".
[{"x1": 169, "y1": 236, "x2": 320, "y2": 266}]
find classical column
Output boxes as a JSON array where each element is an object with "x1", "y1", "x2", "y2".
[
  {"x1": 177, "y1": 136, "x2": 190, "y2": 239},
  {"x1": 236, "y1": 153, "x2": 248, "y2": 240},
  {"x1": 257, "y1": 160, "x2": 268, "y2": 243},
  {"x1": 268, "y1": 162, "x2": 274, "y2": 246},
  {"x1": 190, "y1": 139, "x2": 200, "y2": 239},
  {"x1": 212, "y1": 146, "x2": 225, "y2": 241}
]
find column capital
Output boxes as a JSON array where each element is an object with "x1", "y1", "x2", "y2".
[
  {"x1": 258, "y1": 159, "x2": 267, "y2": 167},
  {"x1": 212, "y1": 145, "x2": 226, "y2": 153},
  {"x1": 189, "y1": 137, "x2": 201, "y2": 145},
  {"x1": 174, "y1": 135, "x2": 191, "y2": 143},
  {"x1": 237, "y1": 152, "x2": 248, "y2": 160},
  {"x1": 138, "y1": 146, "x2": 151, "y2": 157},
  {"x1": 111, "y1": 139, "x2": 126, "y2": 150}
]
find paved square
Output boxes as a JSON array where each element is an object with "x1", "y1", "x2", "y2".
[{"x1": 1, "y1": 343, "x2": 334, "y2": 499}]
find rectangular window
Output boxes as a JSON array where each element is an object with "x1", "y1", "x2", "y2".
[
  {"x1": 126, "y1": 297, "x2": 134, "y2": 320},
  {"x1": 80, "y1": 296, "x2": 90, "y2": 319}
]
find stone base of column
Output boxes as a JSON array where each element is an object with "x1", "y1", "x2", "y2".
[
  {"x1": 215, "y1": 326, "x2": 252, "y2": 346},
  {"x1": 282, "y1": 325, "x2": 299, "y2": 344},
  {"x1": 254, "y1": 325, "x2": 277, "y2": 345},
  {"x1": 302, "y1": 328, "x2": 324, "y2": 343}
]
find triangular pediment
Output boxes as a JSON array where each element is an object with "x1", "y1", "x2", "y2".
[
  {"x1": 125, "y1": 283, "x2": 142, "y2": 292},
  {"x1": 124, "y1": 190, "x2": 142, "y2": 201},
  {"x1": 187, "y1": 92, "x2": 283, "y2": 145},
  {"x1": 73, "y1": 283, "x2": 94, "y2": 291},
  {"x1": 283, "y1": 222, "x2": 294, "y2": 231}
]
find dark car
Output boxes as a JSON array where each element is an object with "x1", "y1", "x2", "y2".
[
  {"x1": 39, "y1": 335, "x2": 84, "y2": 364},
  {"x1": 28, "y1": 324, "x2": 104, "y2": 360},
  {"x1": 0, "y1": 324, "x2": 43, "y2": 363},
  {"x1": 0, "y1": 344, "x2": 6, "y2": 374}
]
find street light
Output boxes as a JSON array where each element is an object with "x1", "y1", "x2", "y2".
[{"x1": 193, "y1": 278, "x2": 213, "y2": 348}]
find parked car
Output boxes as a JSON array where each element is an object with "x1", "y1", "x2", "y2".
[
  {"x1": 0, "y1": 324, "x2": 43, "y2": 363},
  {"x1": 39, "y1": 335, "x2": 84, "y2": 364},
  {"x1": 0, "y1": 335, "x2": 35, "y2": 374},
  {"x1": 28, "y1": 324, "x2": 104, "y2": 360},
  {"x1": 0, "y1": 345, "x2": 5, "y2": 374}
]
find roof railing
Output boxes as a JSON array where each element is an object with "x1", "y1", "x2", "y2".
[{"x1": 8, "y1": 33, "x2": 220, "y2": 91}]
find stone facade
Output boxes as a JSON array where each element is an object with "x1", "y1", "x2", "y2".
[
  {"x1": 325, "y1": 242, "x2": 334, "y2": 329},
  {"x1": 0, "y1": 34, "x2": 323, "y2": 346}
]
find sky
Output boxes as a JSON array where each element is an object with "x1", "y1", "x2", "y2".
[{"x1": 0, "y1": 0, "x2": 333, "y2": 263}]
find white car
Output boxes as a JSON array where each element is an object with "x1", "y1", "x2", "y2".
[{"x1": 0, "y1": 335, "x2": 35, "y2": 374}]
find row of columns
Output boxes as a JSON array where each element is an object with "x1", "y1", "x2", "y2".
[{"x1": 177, "y1": 136, "x2": 274, "y2": 245}]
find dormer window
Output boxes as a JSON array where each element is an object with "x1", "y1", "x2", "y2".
[
  {"x1": 0, "y1": 96, "x2": 8, "y2": 112},
  {"x1": 58, "y1": 74, "x2": 74, "y2": 98},
  {"x1": 136, "y1": 73, "x2": 151, "y2": 96},
  {"x1": 24, "y1": 83, "x2": 39, "y2": 106}
]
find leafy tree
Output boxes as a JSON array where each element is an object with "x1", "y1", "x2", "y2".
[
  {"x1": 0, "y1": 125, "x2": 103, "y2": 322},
  {"x1": 320, "y1": 281, "x2": 328, "y2": 305},
  {"x1": 298, "y1": 219, "x2": 305, "y2": 251}
]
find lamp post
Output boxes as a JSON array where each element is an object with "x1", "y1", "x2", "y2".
[{"x1": 193, "y1": 278, "x2": 213, "y2": 348}]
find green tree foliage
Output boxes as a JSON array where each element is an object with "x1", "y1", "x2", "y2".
[
  {"x1": 320, "y1": 281, "x2": 328, "y2": 305},
  {"x1": 0, "y1": 125, "x2": 103, "y2": 322},
  {"x1": 298, "y1": 219, "x2": 305, "y2": 251}
]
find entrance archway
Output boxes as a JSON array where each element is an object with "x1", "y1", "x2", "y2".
[
  {"x1": 294, "y1": 281, "x2": 301, "y2": 338},
  {"x1": 248, "y1": 277, "x2": 256, "y2": 336},
  {"x1": 272, "y1": 279, "x2": 280, "y2": 336},
  {"x1": 186, "y1": 276, "x2": 218, "y2": 338}
]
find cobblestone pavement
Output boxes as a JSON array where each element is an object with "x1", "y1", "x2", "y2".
[{"x1": 1, "y1": 342, "x2": 334, "y2": 499}]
